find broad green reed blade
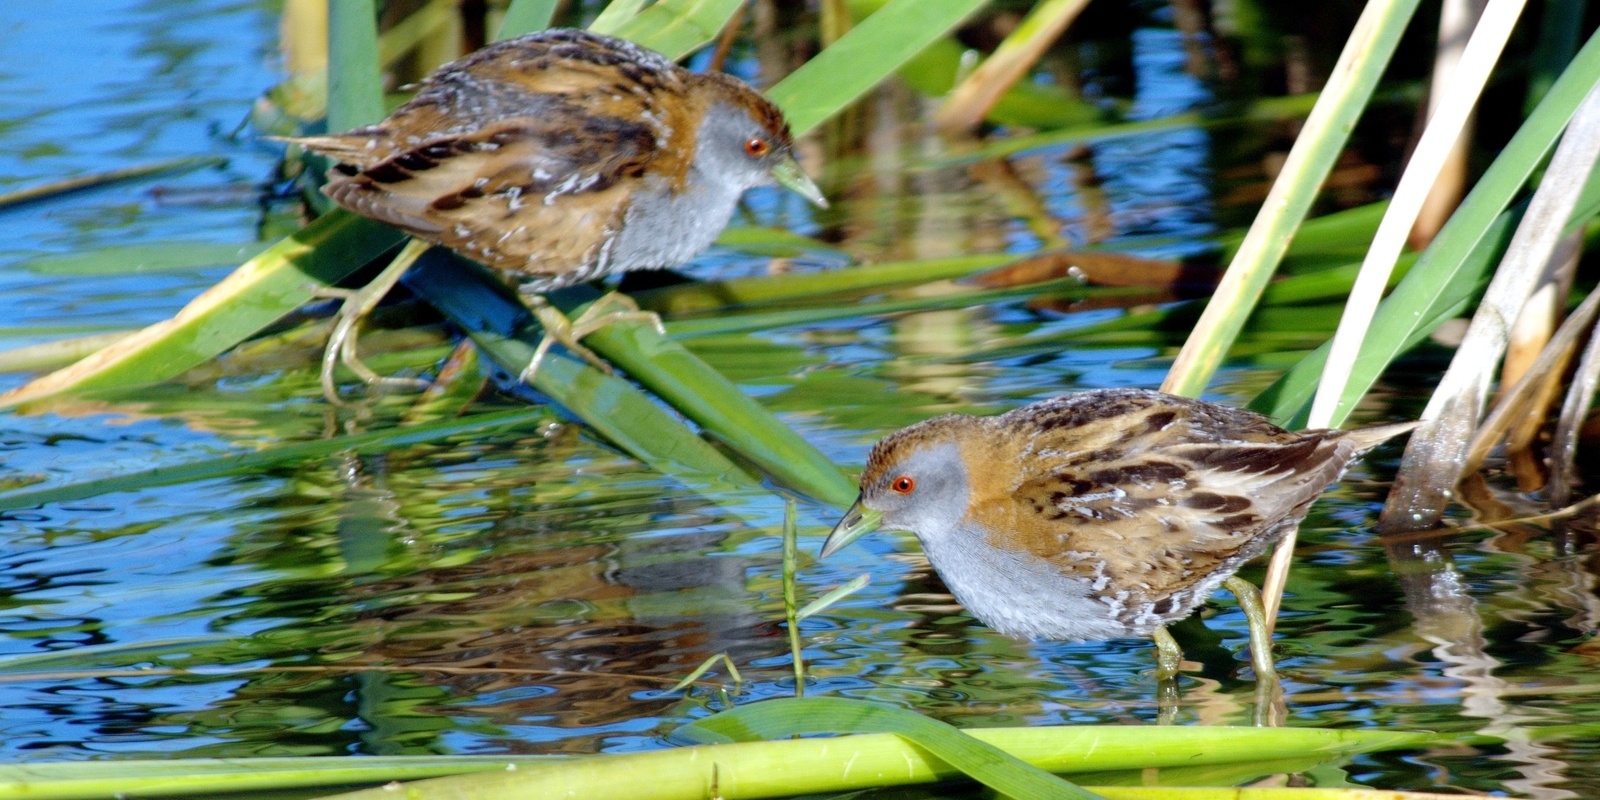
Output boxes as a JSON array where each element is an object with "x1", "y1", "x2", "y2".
[
  {"x1": 767, "y1": 0, "x2": 990, "y2": 135},
  {"x1": 1162, "y1": 0, "x2": 1422, "y2": 399},
  {"x1": 326, "y1": 0, "x2": 384, "y2": 131},
  {"x1": 589, "y1": 0, "x2": 651, "y2": 34},
  {"x1": 17, "y1": 241, "x2": 267, "y2": 276},
  {"x1": 0, "y1": 211, "x2": 403, "y2": 410},
  {"x1": 1251, "y1": 26, "x2": 1600, "y2": 426},
  {"x1": 402, "y1": 254, "x2": 754, "y2": 484},
  {"x1": 688, "y1": 699, "x2": 1105, "y2": 800},
  {"x1": 495, "y1": 0, "x2": 559, "y2": 39},
  {"x1": 0, "y1": 408, "x2": 553, "y2": 513},
  {"x1": 0, "y1": 332, "x2": 135, "y2": 374},
  {"x1": 609, "y1": 0, "x2": 744, "y2": 58}
]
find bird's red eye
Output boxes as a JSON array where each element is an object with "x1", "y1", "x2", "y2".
[
  {"x1": 744, "y1": 137, "x2": 771, "y2": 156},
  {"x1": 891, "y1": 476, "x2": 915, "y2": 494}
]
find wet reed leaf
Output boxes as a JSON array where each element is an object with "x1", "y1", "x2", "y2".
[
  {"x1": 1251, "y1": 27, "x2": 1600, "y2": 427},
  {"x1": 401, "y1": 254, "x2": 754, "y2": 484},
  {"x1": 669, "y1": 698, "x2": 1443, "y2": 796},
  {"x1": 0, "y1": 211, "x2": 404, "y2": 410},
  {"x1": 556, "y1": 284, "x2": 859, "y2": 505},
  {"x1": 0, "y1": 332, "x2": 138, "y2": 374}
]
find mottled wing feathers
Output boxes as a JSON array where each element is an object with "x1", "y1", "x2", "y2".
[
  {"x1": 316, "y1": 117, "x2": 654, "y2": 284},
  {"x1": 287, "y1": 29, "x2": 696, "y2": 287}
]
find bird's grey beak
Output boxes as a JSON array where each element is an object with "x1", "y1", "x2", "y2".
[
  {"x1": 819, "y1": 497, "x2": 883, "y2": 558},
  {"x1": 772, "y1": 156, "x2": 828, "y2": 209}
]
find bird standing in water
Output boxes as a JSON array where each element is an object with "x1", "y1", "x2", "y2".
[
  {"x1": 286, "y1": 28, "x2": 826, "y2": 400},
  {"x1": 822, "y1": 388, "x2": 1415, "y2": 681}
]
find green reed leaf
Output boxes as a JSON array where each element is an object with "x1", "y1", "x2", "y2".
[
  {"x1": 609, "y1": 0, "x2": 743, "y2": 59},
  {"x1": 767, "y1": 0, "x2": 990, "y2": 135}
]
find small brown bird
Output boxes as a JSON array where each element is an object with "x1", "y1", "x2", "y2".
[
  {"x1": 821, "y1": 388, "x2": 1415, "y2": 680},
  {"x1": 285, "y1": 28, "x2": 826, "y2": 397}
]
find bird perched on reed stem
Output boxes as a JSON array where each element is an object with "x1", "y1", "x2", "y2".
[
  {"x1": 284, "y1": 28, "x2": 826, "y2": 401},
  {"x1": 822, "y1": 388, "x2": 1416, "y2": 681}
]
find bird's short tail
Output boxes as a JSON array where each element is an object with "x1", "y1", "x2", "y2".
[{"x1": 1343, "y1": 420, "x2": 1420, "y2": 453}]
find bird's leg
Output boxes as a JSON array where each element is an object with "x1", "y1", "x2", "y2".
[
  {"x1": 320, "y1": 238, "x2": 433, "y2": 404},
  {"x1": 1224, "y1": 575, "x2": 1280, "y2": 684},
  {"x1": 1151, "y1": 626, "x2": 1183, "y2": 682},
  {"x1": 520, "y1": 292, "x2": 665, "y2": 384}
]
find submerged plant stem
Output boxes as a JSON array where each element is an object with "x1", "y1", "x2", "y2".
[{"x1": 783, "y1": 498, "x2": 805, "y2": 696}]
